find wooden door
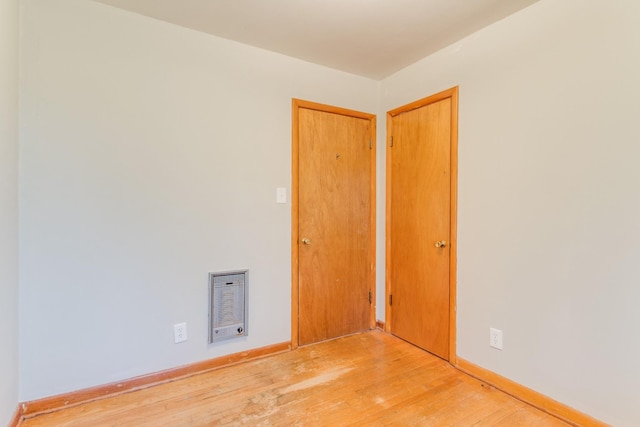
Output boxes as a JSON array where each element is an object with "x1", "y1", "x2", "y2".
[
  {"x1": 386, "y1": 88, "x2": 458, "y2": 361},
  {"x1": 292, "y1": 100, "x2": 376, "y2": 347}
]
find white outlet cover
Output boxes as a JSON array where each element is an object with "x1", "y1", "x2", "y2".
[
  {"x1": 276, "y1": 187, "x2": 287, "y2": 204},
  {"x1": 490, "y1": 327, "x2": 503, "y2": 350},
  {"x1": 174, "y1": 322, "x2": 188, "y2": 343}
]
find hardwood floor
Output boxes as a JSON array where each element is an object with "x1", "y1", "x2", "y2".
[{"x1": 20, "y1": 331, "x2": 570, "y2": 426}]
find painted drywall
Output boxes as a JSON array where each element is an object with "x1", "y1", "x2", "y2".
[
  {"x1": 380, "y1": 0, "x2": 640, "y2": 425},
  {"x1": 0, "y1": 0, "x2": 20, "y2": 423},
  {"x1": 19, "y1": 0, "x2": 639, "y2": 424},
  {"x1": 19, "y1": 0, "x2": 378, "y2": 401}
]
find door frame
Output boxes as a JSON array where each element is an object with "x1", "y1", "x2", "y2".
[
  {"x1": 385, "y1": 87, "x2": 458, "y2": 362},
  {"x1": 291, "y1": 99, "x2": 376, "y2": 350}
]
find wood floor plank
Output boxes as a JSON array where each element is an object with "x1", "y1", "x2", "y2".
[{"x1": 20, "y1": 331, "x2": 570, "y2": 426}]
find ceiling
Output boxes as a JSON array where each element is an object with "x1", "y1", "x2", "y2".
[{"x1": 92, "y1": 0, "x2": 539, "y2": 79}]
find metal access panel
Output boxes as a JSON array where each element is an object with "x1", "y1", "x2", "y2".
[{"x1": 209, "y1": 270, "x2": 248, "y2": 343}]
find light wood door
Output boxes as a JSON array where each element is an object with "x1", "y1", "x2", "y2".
[
  {"x1": 293, "y1": 100, "x2": 376, "y2": 347},
  {"x1": 386, "y1": 88, "x2": 458, "y2": 360}
]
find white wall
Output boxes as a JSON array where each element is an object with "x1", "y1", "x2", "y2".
[
  {"x1": 0, "y1": 0, "x2": 20, "y2": 423},
  {"x1": 19, "y1": 0, "x2": 378, "y2": 401},
  {"x1": 381, "y1": 1, "x2": 640, "y2": 425},
  {"x1": 19, "y1": 0, "x2": 640, "y2": 425}
]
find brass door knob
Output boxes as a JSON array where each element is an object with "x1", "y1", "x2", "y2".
[
  {"x1": 301, "y1": 238, "x2": 311, "y2": 245},
  {"x1": 434, "y1": 240, "x2": 447, "y2": 248}
]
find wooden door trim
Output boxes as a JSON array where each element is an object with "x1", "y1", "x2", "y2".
[
  {"x1": 291, "y1": 99, "x2": 376, "y2": 350},
  {"x1": 385, "y1": 86, "x2": 458, "y2": 363}
]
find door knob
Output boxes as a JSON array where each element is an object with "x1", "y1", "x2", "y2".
[
  {"x1": 434, "y1": 240, "x2": 447, "y2": 248},
  {"x1": 301, "y1": 238, "x2": 311, "y2": 245}
]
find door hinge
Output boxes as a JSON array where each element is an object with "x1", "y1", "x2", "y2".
[
  {"x1": 368, "y1": 290, "x2": 372, "y2": 304},
  {"x1": 369, "y1": 138, "x2": 373, "y2": 150},
  {"x1": 390, "y1": 136, "x2": 394, "y2": 147},
  {"x1": 389, "y1": 294, "x2": 393, "y2": 306}
]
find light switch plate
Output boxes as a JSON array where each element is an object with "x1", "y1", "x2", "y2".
[{"x1": 276, "y1": 187, "x2": 287, "y2": 204}]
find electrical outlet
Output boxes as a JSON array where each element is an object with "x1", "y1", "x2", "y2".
[
  {"x1": 490, "y1": 327, "x2": 503, "y2": 350},
  {"x1": 174, "y1": 323, "x2": 188, "y2": 343}
]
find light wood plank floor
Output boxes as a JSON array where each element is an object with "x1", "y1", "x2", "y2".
[{"x1": 21, "y1": 331, "x2": 570, "y2": 426}]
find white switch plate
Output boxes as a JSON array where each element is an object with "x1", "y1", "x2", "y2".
[
  {"x1": 174, "y1": 322, "x2": 188, "y2": 343},
  {"x1": 490, "y1": 327, "x2": 503, "y2": 350},
  {"x1": 276, "y1": 187, "x2": 287, "y2": 204}
]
